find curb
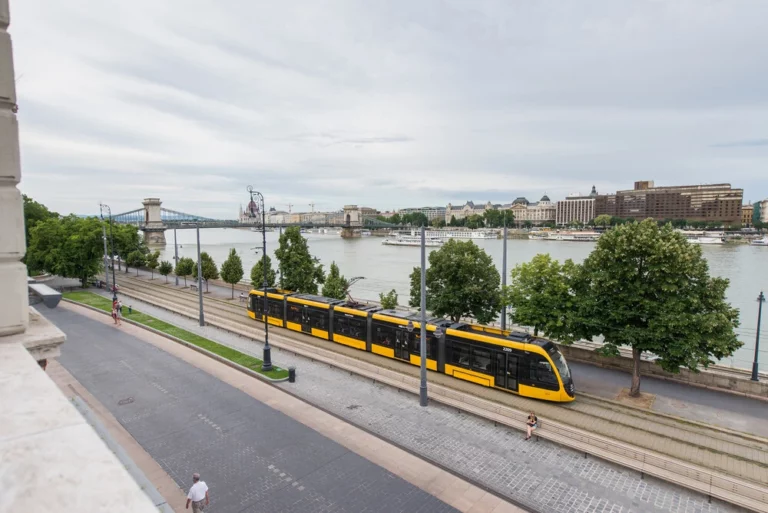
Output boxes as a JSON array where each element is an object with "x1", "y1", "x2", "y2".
[{"x1": 61, "y1": 299, "x2": 289, "y2": 384}]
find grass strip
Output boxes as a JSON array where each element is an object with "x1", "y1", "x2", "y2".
[{"x1": 63, "y1": 291, "x2": 288, "y2": 380}]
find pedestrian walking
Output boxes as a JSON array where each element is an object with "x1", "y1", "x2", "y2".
[
  {"x1": 111, "y1": 304, "x2": 119, "y2": 326},
  {"x1": 525, "y1": 411, "x2": 538, "y2": 440},
  {"x1": 186, "y1": 473, "x2": 209, "y2": 512},
  {"x1": 117, "y1": 299, "x2": 123, "y2": 317}
]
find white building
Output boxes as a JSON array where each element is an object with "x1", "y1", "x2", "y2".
[
  {"x1": 508, "y1": 195, "x2": 556, "y2": 225},
  {"x1": 556, "y1": 187, "x2": 599, "y2": 226},
  {"x1": 400, "y1": 206, "x2": 447, "y2": 221},
  {"x1": 761, "y1": 199, "x2": 768, "y2": 223},
  {"x1": 445, "y1": 201, "x2": 495, "y2": 223}
]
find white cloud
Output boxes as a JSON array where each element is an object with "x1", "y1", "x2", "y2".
[{"x1": 10, "y1": 0, "x2": 768, "y2": 217}]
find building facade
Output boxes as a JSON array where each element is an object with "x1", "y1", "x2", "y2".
[
  {"x1": 760, "y1": 200, "x2": 768, "y2": 223},
  {"x1": 742, "y1": 204, "x2": 754, "y2": 228},
  {"x1": 400, "y1": 206, "x2": 446, "y2": 221},
  {"x1": 556, "y1": 187, "x2": 598, "y2": 225},
  {"x1": 445, "y1": 201, "x2": 494, "y2": 223},
  {"x1": 509, "y1": 195, "x2": 556, "y2": 225},
  {"x1": 595, "y1": 182, "x2": 743, "y2": 224}
]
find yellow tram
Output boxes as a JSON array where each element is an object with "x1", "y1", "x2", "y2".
[{"x1": 248, "y1": 288, "x2": 574, "y2": 402}]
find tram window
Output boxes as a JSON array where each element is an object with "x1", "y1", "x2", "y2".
[
  {"x1": 268, "y1": 300, "x2": 283, "y2": 319},
  {"x1": 337, "y1": 316, "x2": 366, "y2": 340},
  {"x1": 449, "y1": 342, "x2": 470, "y2": 367},
  {"x1": 310, "y1": 310, "x2": 327, "y2": 330},
  {"x1": 287, "y1": 305, "x2": 302, "y2": 324},
  {"x1": 411, "y1": 332, "x2": 438, "y2": 358},
  {"x1": 471, "y1": 348, "x2": 492, "y2": 372},
  {"x1": 528, "y1": 355, "x2": 558, "y2": 385},
  {"x1": 374, "y1": 324, "x2": 395, "y2": 347}
]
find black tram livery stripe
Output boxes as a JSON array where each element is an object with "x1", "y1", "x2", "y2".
[{"x1": 246, "y1": 289, "x2": 575, "y2": 402}]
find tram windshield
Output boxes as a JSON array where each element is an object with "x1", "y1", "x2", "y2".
[{"x1": 550, "y1": 350, "x2": 571, "y2": 382}]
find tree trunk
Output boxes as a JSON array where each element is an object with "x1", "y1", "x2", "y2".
[
  {"x1": 630, "y1": 347, "x2": 642, "y2": 397},
  {"x1": 231, "y1": 284, "x2": 234, "y2": 299}
]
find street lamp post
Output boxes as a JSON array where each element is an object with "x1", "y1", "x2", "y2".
[
  {"x1": 247, "y1": 186, "x2": 272, "y2": 371},
  {"x1": 196, "y1": 225, "x2": 204, "y2": 327},
  {"x1": 101, "y1": 223, "x2": 109, "y2": 290},
  {"x1": 501, "y1": 212, "x2": 508, "y2": 330},
  {"x1": 419, "y1": 224, "x2": 428, "y2": 407},
  {"x1": 752, "y1": 291, "x2": 766, "y2": 381},
  {"x1": 173, "y1": 228, "x2": 179, "y2": 287},
  {"x1": 99, "y1": 203, "x2": 117, "y2": 301}
]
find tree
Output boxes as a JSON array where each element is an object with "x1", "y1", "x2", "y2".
[
  {"x1": 504, "y1": 254, "x2": 580, "y2": 340},
  {"x1": 192, "y1": 252, "x2": 219, "y2": 292},
  {"x1": 430, "y1": 217, "x2": 446, "y2": 228},
  {"x1": 146, "y1": 251, "x2": 160, "y2": 279},
  {"x1": 274, "y1": 227, "x2": 325, "y2": 293},
  {"x1": 593, "y1": 214, "x2": 612, "y2": 228},
  {"x1": 220, "y1": 248, "x2": 245, "y2": 298},
  {"x1": 113, "y1": 224, "x2": 144, "y2": 272},
  {"x1": 577, "y1": 219, "x2": 741, "y2": 396},
  {"x1": 448, "y1": 215, "x2": 461, "y2": 227},
  {"x1": 175, "y1": 257, "x2": 195, "y2": 287},
  {"x1": 379, "y1": 289, "x2": 399, "y2": 309},
  {"x1": 407, "y1": 212, "x2": 429, "y2": 227},
  {"x1": 322, "y1": 261, "x2": 349, "y2": 300},
  {"x1": 251, "y1": 254, "x2": 277, "y2": 289},
  {"x1": 159, "y1": 260, "x2": 173, "y2": 283},
  {"x1": 126, "y1": 250, "x2": 146, "y2": 276},
  {"x1": 26, "y1": 215, "x2": 104, "y2": 287},
  {"x1": 389, "y1": 213, "x2": 402, "y2": 225},
  {"x1": 23, "y1": 195, "x2": 58, "y2": 243},
  {"x1": 409, "y1": 239, "x2": 500, "y2": 323}
]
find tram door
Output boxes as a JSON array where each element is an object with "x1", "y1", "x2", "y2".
[
  {"x1": 395, "y1": 329, "x2": 410, "y2": 361},
  {"x1": 301, "y1": 306, "x2": 311, "y2": 334},
  {"x1": 494, "y1": 352, "x2": 519, "y2": 392}
]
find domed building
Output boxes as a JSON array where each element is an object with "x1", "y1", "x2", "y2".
[{"x1": 508, "y1": 194, "x2": 557, "y2": 225}]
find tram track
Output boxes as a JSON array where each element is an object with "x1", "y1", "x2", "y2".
[{"x1": 112, "y1": 275, "x2": 768, "y2": 487}]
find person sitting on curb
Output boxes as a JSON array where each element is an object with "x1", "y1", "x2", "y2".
[{"x1": 525, "y1": 411, "x2": 538, "y2": 440}]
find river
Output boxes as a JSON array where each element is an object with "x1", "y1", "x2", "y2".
[{"x1": 158, "y1": 228, "x2": 767, "y2": 371}]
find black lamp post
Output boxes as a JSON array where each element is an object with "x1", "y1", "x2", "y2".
[
  {"x1": 99, "y1": 203, "x2": 117, "y2": 301},
  {"x1": 752, "y1": 291, "x2": 765, "y2": 381},
  {"x1": 247, "y1": 186, "x2": 272, "y2": 371}
]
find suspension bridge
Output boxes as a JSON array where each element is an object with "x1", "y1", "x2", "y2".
[{"x1": 111, "y1": 198, "x2": 397, "y2": 244}]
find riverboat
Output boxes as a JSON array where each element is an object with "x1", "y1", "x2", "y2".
[
  {"x1": 382, "y1": 236, "x2": 444, "y2": 247},
  {"x1": 531, "y1": 231, "x2": 601, "y2": 242},
  {"x1": 678, "y1": 231, "x2": 725, "y2": 245},
  {"x1": 751, "y1": 237, "x2": 768, "y2": 246}
]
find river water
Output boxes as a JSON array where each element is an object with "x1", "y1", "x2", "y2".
[{"x1": 159, "y1": 228, "x2": 767, "y2": 370}]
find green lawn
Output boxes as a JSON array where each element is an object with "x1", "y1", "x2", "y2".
[{"x1": 63, "y1": 291, "x2": 288, "y2": 380}]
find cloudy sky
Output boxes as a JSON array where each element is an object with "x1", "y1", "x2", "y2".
[{"x1": 11, "y1": 0, "x2": 768, "y2": 218}]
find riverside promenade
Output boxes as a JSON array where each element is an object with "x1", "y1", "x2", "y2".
[
  {"x1": 55, "y1": 274, "x2": 768, "y2": 512},
  {"x1": 47, "y1": 304, "x2": 521, "y2": 513}
]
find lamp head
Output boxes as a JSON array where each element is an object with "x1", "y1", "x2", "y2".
[{"x1": 406, "y1": 320, "x2": 414, "y2": 333}]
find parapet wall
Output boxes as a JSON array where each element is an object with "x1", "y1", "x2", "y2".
[{"x1": 556, "y1": 341, "x2": 768, "y2": 400}]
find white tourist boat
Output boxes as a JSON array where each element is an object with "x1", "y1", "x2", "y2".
[
  {"x1": 751, "y1": 237, "x2": 768, "y2": 246},
  {"x1": 678, "y1": 231, "x2": 725, "y2": 245},
  {"x1": 382, "y1": 236, "x2": 444, "y2": 247},
  {"x1": 531, "y1": 231, "x2": 601, "y2": 242}
]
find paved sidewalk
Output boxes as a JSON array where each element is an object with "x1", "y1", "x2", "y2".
[
  {"x1": 48, "y1": 305, "x2": 523, "y2": 513},
  {"x1": 79, "y1": 292, "x2": 748, "y2": 513}
]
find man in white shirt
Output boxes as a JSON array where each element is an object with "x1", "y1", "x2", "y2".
[{"x1": 186, "y1": 473, "x2": 210, "y2": 512}]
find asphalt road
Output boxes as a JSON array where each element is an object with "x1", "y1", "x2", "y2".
[{"x1": 47, "y1": 306, "x2": 459, "y2": 513}]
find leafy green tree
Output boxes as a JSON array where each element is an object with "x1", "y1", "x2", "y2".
[
  {"x1": 146, "y1": 251, "x2": 160, "y2": 279},
  {"x1": 379, "y1": 289, "x2": 399, "y2": 309},
  {"x1": 192, "y1": 252, "x2": 219, "y2": 292},
  {"x1": 593, "y1": 214, "x2": 612, "y2": 228},
  {"x1": 406, "y1": 212, "x2": 429, "y2": 227},
  {"x1": 159, "y1": 260, "x2": 173, "y2": 283},
  {"x1": 430, "y1": 218, "x2": 446, "y2": 228},
  {"x1": 113, "y1": 224, "x2": 143, "y2": 272},
  {"x1": 577, "y1": 219, "x2": 741, "y2": 396},
  {"x1": 175, "y1": 257, "x2": 195, "y2": 287},
  {"x1": 251, "y1": 254, "x2": 277, "y2": 289},
  {"x1": 275, "y1": 227, "x2": 325, "y2": 293},
  {"x1": 409, "y1": 239, "x2": 500, "y2": 323},
  {"x1": 465, "y1": 214, "x2": 485, "y2": 229},
  {"x1": 23, "y1": 195, "x2": 58, "y2": 243},
  {"x1": 448, "y1": 215, "x2": 462, "y2": 227},
  {"x1": 389, "y1": 213, "x2": 402, "y2": 225},
  {"x1": 26, "y1": 215, "x2": 104, "y2": 286},
  {"x1": 126, "y1": 250, "x2": 146, "y2": 276},
  {"x1": 220, "y1": 248, "x2": 245, "y2": 298},
  {"x1": 504, "y1": 254, "x2": 580, "y2": 339},
  {"x1": 322, "y1": 261, "x2": 349, "y2": 300}
]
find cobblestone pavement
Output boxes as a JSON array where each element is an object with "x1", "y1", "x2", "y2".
[
  {"x1": 50, "y1": 307, "x2": 459, "y2": 513},
  {"x1": 89, "y1": 292, "x2": 747, "y2": 513}
]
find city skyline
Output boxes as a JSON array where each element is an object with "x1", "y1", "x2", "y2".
[{"x1": 12, "y1": 0, "x2": 768, "y2": 218}]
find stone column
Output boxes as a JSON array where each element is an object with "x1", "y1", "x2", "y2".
[{"x1": 0, "y1": 0, "x2": 28, "y2": 337}]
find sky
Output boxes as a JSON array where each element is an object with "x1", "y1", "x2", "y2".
[{"x1": 11, "y1": 0, "x2": 768, "y2": 219}]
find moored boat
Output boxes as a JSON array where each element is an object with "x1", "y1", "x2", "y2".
[{"x1": 382, "y1": 236, "x2": 444, "y2": 247}]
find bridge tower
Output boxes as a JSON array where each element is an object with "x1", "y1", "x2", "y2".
[
  {"x1": 341, "y1": 205, "x2": 362, "y2": 238},
  {"x1": 142, "y1": 198, "x2": 166, "y2": 245}
]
